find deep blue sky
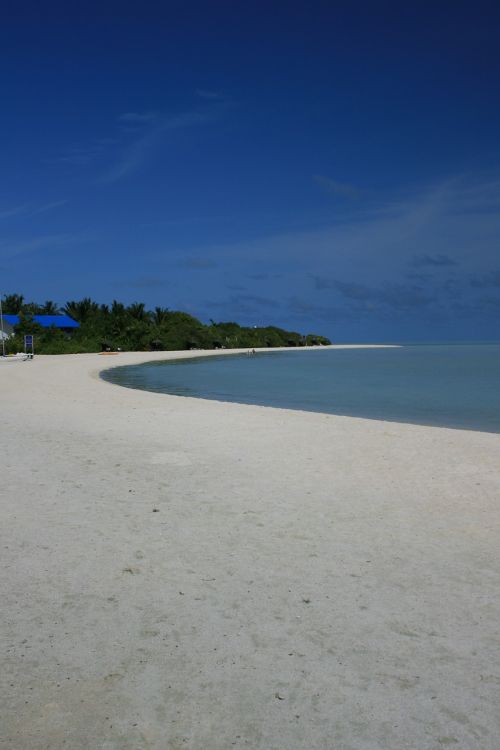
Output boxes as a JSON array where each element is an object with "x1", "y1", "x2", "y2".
[{"x1": 1, "y1": 1, "x2": 499, "y2": 341}]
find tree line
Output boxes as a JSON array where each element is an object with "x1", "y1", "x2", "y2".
[{"x1": 1, "y1": 293, "x2": 331, "y2": 354}]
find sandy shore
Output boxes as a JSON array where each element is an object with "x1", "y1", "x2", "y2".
[{"x1": 1, "y1": 348, "x2": 499, "y2": 750}]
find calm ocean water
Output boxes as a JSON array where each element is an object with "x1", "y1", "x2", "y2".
[{"x1": 102, "y1": 344, "x2": 500, "y2": 433}]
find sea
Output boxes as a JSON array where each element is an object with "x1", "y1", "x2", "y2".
[{"x1": 101, "y1": 344, "x2": 500, "y2": 433}]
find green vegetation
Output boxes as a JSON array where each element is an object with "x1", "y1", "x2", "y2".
[{"x1": 1, "y1": 294, "x2": 331, "y2": 354}]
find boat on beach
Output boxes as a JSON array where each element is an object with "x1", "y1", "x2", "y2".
[{"x1": 0, "y1": 353, "x2": 31, "y2": 362}]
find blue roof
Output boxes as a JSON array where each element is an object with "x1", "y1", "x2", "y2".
[{"x1": 2, "y1": 314, "x2": 79, "y2": 328}]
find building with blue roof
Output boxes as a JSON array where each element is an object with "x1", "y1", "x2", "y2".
[{"x1": 1, "y1": 314, "x2": 80, "y2": 337}]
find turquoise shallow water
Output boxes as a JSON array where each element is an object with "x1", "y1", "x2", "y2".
[{"x1": 102, "y1": 344, "x2": 500, "y2": 433}]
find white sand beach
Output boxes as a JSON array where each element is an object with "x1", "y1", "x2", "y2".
[{"x1": 1, "y1": 348, "x2": 499, "y2": 750}]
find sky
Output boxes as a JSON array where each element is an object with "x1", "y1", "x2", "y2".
[{"x1": 1, "y1": 0, "x2": 499, "y2": 342}]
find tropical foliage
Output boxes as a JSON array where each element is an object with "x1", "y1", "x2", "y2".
[{"x1": 1, "y1": 294, "x2": 331, "y2": 354}]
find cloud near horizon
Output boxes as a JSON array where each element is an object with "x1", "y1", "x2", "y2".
[
  {"x1": 181, "y1": 175, "x2": 500, "y2": 334},
  {"x1": 411, "y1": 253, "x2": 457, "y2": 268},
  {"x1": 177, "y1": 257, "x2": 218, "y2": 270},
  {"x1": 205, "y1": 293, "x2": 280, "y2": 317},
  {"x1": 470, "y1": 270, "x2": 500, "y2": 288},
  {"x1": 115, "y1": 276, "x2": 170, "y2": 289}
]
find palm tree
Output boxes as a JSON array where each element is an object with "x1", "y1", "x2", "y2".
[
  {"x1": 40, "y1": 300, "x2": 60, "y2": 314},
  {"x1": 22, "y1": 301, "x2": 40, "y2": 315},
  {"x1": 152, "y1": 306, "x2": 170, "y2": 325},
  {"x1": 2, "y1": 293, "x2": 25, "y2": 314},
  {"x1": 63, "y1": 298, "x2": 99, "y2": 322},
  {"x1": 127, "y1": 302, "x2": 149, "y2": 321},
  {"x1": 111, "y1": 300, "x2": 126, "y2": 318}
]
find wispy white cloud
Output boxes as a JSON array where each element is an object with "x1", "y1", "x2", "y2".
[
  {"x1": 193, "y1": 175, "x2": 499, "y2": 272},
  {"x1": 313, "y1": 174, "x2": 360, "y2": 199},
  {"x1": 411, "y1": 253, "x2": 457, "y2": 268},
  {"x1": 312, "y1": 277, "x2": 435, "y2": 313},
  {"x1": 100, "y1": 111, "x2": 214, "y2": 184},
  {"x1": 118, "y1": 112, "x2": 156, "y2": 124},
  {"x1": 32, "y1": 200, "x2": 68, "y2": 215},
  {"x1": 470, "y1": 270, "x2": 500, "y2": 288},
  {"x1": 0, "y1": 205, "x2": 29, "y2": 220},
  {"x1": 177, "y1": 174, "x2": 500, "y2": 325},
  {"x1": 195, "y1": 89, "x2": 224, "y2": 100},
  {"x1": 45, "y1": 137, "x2": 118, "y2": 166},
  {"x1": 205, "y1": 293, "x2": 280, "y2": 316},
  {"x1": 447, "y1": 178, "x2": 500, "y2": 215},
  {"x1": 0, "y1": 233, "x2": 83, "y2": 260},
  {"x1": 47, "y1": 106, "x2": 218, "y2": 184},
  {"x1": 115, "y1": 276, "x2": 169, "y2": 289},
  {"x1": 0, "y1": 200, "x2": 67, "y2": 221},
  {"x1": 178, "y1": 257, "x2": 218, "y2": 270}
]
